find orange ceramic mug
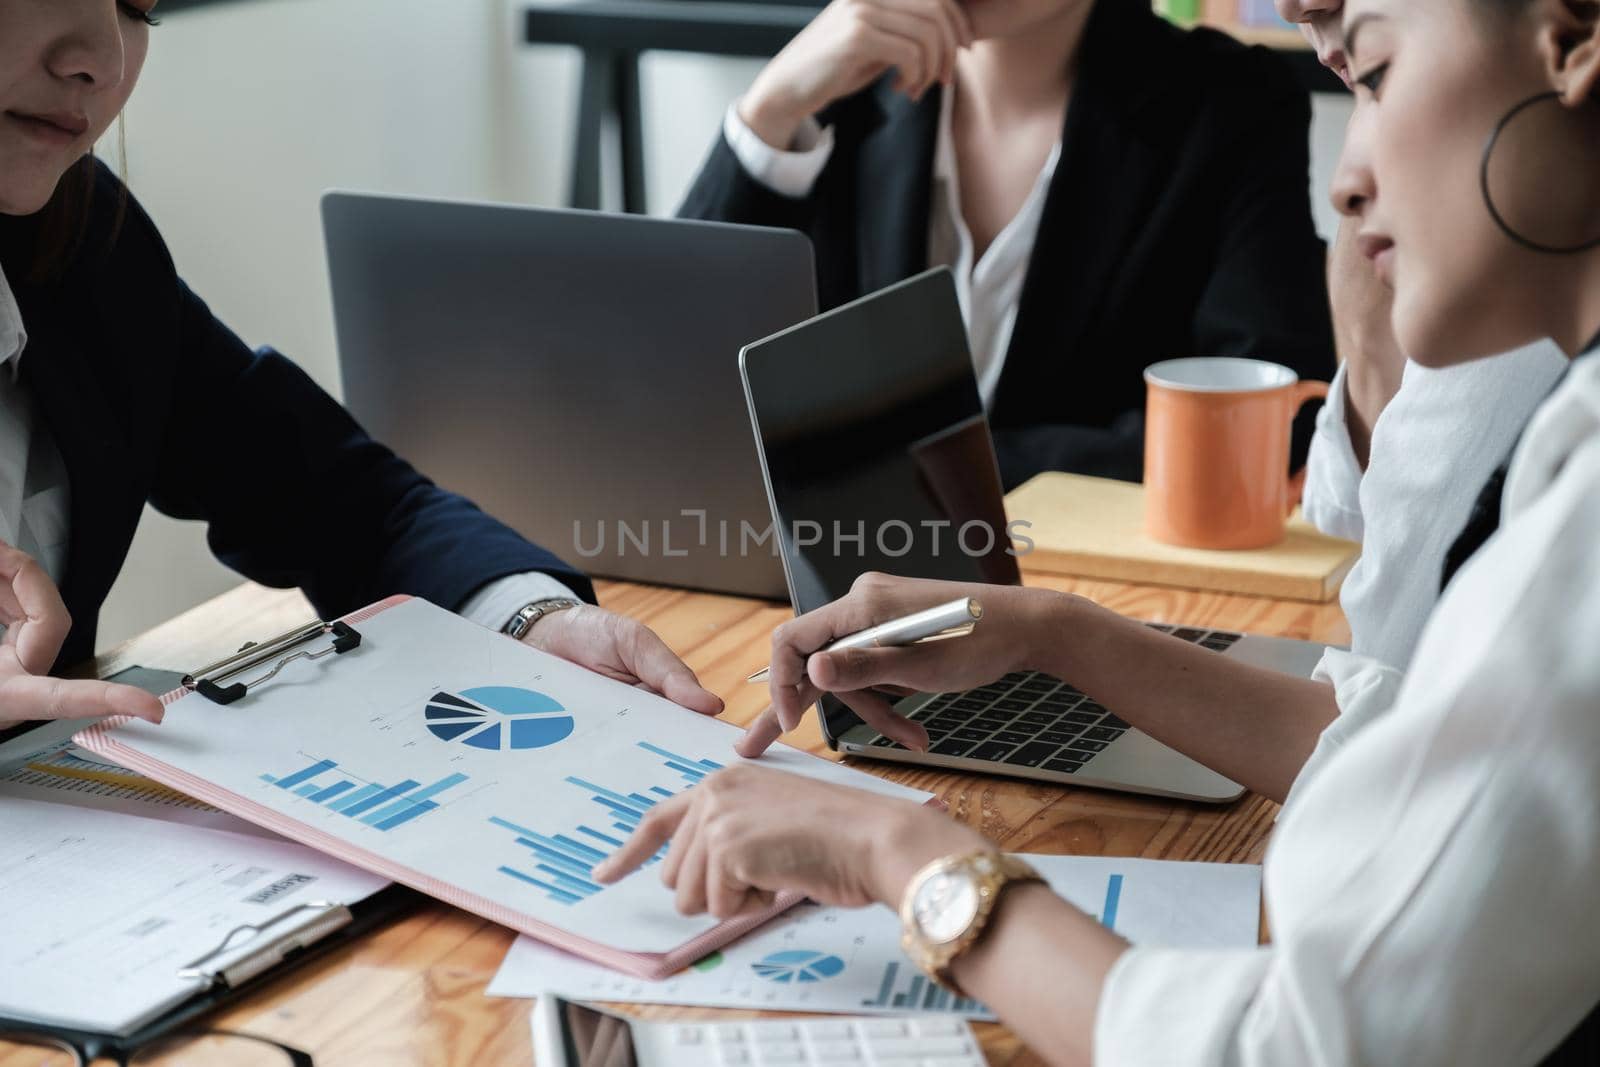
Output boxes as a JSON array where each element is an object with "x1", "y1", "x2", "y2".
[{"x1": 1143, "y1": 358, "x2": 1330, "y2": 550}]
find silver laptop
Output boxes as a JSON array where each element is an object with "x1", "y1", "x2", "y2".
[
  {"x1": 739, "y1": 269, "x2": 1328, "y2": 803},
  {"x1": 323, "y1": 192, "x2": 817, "y2": 598}
]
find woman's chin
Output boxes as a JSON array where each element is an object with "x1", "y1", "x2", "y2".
[
  {"x1": 1395, "y1": 287, "x2": 1529, "y2": 370},
  {"x1": 0, "y1": 175, "x2": 61, "y2": 218}
]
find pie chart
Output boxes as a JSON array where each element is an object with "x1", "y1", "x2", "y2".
[
  {"x1": 750, "y1": 950, "x2": 846, "y2": 984},
  {"x1": 424, "y1": 686, "x2": 573, "y2": 751}
]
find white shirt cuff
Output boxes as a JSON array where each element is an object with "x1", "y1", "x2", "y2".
[
  {"x1": 1095, "y1": 946, "x2": 1276, "y2": 1065},
  {"x1": 456, "y1": 572, "x2": 581, "y2": 633},
  {"x1": 1301, "y1": 362, "x2": 1367, "y2": 542},
  {"x1": 1284, "y1": 647, "x2": 1408, "y2": 807},
  {"x1": 723, "y1": 102, "x2": 835, "y2": 200}
]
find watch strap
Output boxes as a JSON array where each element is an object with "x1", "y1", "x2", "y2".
[{"x1": 502, "y1": 598, "x2": 581, "y2": 640}]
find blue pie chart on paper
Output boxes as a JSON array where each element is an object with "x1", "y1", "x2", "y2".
[
  {"x1": 751, "y1": 950, "x2": 846, "y2": 984},
  {"x1": 424, "y1": 686, "x2": 573, "y2": 751}
]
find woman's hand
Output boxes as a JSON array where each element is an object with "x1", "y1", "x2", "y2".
[
  {"x1": 519, "y1": 604, "x2": 724, "y2": 716},
  {"x1": 740, "y1": 572, "x2": 1068, "y2": 757},
  {"x1": 0, "y1": 542, "x2": 164, "y2": 728},
  {"x1": 592, "y1": 764, "x2": 985, "y2": 918},
  {"x1": 740, "y1": 0, "x2": 975, "y2": 150},
  {"x1": 1330, "y1": 218, "x2": 1407, "y2": 467}
]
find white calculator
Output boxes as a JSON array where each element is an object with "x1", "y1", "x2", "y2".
[{"x1": 531, "y1": 995, "x2": 987, "y2": 1067}]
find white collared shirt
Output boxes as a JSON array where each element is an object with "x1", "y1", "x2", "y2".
[
  {"x1": 1302, "y1": 340, "x2": 1568, "y2": 669},
  {"x1": 1096, "y1": 348, "x2": 1600, "y2": 1065},
  {"x1": 0, "y1": 260, "x2": 71, "y2": 584},
  {"x1": 0, "y1": 260, "x2": 571, "y2": 639},
  {"x1": 722, "y1": 86, "x2": 1060, "y2": 407}
]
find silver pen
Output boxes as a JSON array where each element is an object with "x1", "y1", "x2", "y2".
[{"x1": 747, "y1": 597, "x2": 983, "y2": 684}]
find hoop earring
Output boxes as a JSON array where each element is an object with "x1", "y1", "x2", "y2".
[{"x1": 1480, "y1": 90, "x2": 1600, "y2": 255}]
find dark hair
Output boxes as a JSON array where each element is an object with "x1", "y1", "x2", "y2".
[{"x1": 0, "y1": 153, "x2": 124, "y2": 285}]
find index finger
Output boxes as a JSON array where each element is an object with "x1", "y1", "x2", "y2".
[
  {"x1": 736, "y1": 705, "x2": 786, "y2": 758},
  {"x1": 592, "y1": 792, "x2": 693, "y2": 884},
  {"x1": 0, "y1": 675, "x2": 165, "y2": 725}
]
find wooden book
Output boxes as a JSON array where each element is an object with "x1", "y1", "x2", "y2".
[{"x1": 1004, "y1": 473, "x2": 1359, "y2": 603}]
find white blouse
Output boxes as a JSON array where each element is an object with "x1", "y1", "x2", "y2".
[
  {"x1": 1096, "y1": 348, "x2": 1600, "y2": 1066},
  {"x1": 1302, "y1": 339, "x2": 1567, "y2": 669},
  {"x1": 722, "y1": 85, "x2": 1060, "y2": 407}
]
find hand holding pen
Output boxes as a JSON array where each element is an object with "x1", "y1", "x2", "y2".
[{"x1": 736, "y1": 573, "x2": 1061, "y2": 758}]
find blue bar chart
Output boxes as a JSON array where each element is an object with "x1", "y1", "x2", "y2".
[
  {"x1": 491, "y1": 741, "x2": 725, "y2": 906},
  {"x1": 261, "y1": 758, "x2": 468, "y2": 832},
  {"x1": 860, "y1": 961, "x2": 987, "y2": 1015},
  {"x1": 1099, "y1": 873, "x2": 1124, "y2": 931}
]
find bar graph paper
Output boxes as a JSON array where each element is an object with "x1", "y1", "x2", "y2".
[
  {"x1": 260, "y1": 758, "x2": 467, "y2": 832},
  {"x1": 490, "y1": 741, "x2": 724, "y2": 905}
]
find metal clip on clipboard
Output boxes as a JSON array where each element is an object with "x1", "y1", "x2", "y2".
[
  {"x1": 176, "y1": 901, "x2": 355, "y2": 990},
  {"x1": 184, "y1": 619, "x2": 363, "y2": 706}
]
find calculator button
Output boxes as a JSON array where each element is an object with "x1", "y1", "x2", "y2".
[
  {"x1": 862, "y1": 1037, "x2": 926, "y2": 1059},
  {"x1": 674, "y1": 1026, "x2": 705, "y2": 1045},
  {"x1": 859, "y1": 1020, "x2": 909, "y2": 1038},
  {"x1": 756, "y1": 1045, "x2": 804, "y2": 1064},
  {"x1": 719, "y1": 1050, "x2": 751, "y2": 1066},
  {"x1": 908, "y1": 1020, "x2": 965, "y2": 1037},
  {"x1": 714, "y1": 1027, "x2": 748, "y2": 1043},
  {"x1": 808, "y1": 1040, "x2": 862, "y2": 1061},
  {"x1": 901, "y1": 1037, "x2": 972, "y2": 1057},
  {"x1": 803, "y1": 1022, "x2": 853, "y2": 1041},
  {"x1": 753, "y1": 1026, "x2": 800, "y2": 1042}
]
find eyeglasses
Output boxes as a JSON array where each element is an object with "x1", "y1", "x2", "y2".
[{"x1": 0, "y1": 1029, "x2": 312, "y2": 1067}]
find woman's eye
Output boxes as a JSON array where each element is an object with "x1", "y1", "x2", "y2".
[
  {"x1": 1356, "y1": 63, "x2": 1389, "y2": 96},
  {"x1": 118, "y1": 2, "x2": 161, "y2": 26}
]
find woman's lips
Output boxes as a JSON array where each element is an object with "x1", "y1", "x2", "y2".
[
  {"x1": 1358, "y1": 233, "x2": 1397, "y2": 284},
  {"x1": 3, "y1": 110, "x2": 89, "y2": 147}
]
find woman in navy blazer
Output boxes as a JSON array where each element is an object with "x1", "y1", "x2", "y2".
[
  {"x1": 682, "y1": 0, "x2": 1336, "y2": 487},
  {"x1": 0, "y1": 0, "x2": 722, "y2": 728}
]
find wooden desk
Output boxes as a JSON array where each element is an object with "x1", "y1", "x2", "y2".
[{"x1": 85, "y1": 575, "x2": 1347, "y2": 1065}]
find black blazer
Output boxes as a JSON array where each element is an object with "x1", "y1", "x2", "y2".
[
  {"x1": 682, "y1": 0, "x2": 1336, "y2": 487},
  {"x1": 0, "y1": 162, "x2": 593, "y2": 672}
]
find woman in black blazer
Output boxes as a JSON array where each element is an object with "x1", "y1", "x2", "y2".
[
  {"x1": 683, "y1": 0, "x2": 1336, "y2": 487},
  {"x1": 0, "y1": 0, "x2": 722, "y2": 730}
]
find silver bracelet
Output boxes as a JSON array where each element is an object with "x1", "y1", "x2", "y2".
[{"x1": 501, "y1": 597, "x2": 582, "y2": 640}]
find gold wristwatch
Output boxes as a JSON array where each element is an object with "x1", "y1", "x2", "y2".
[{"x1": 899, "y1": 850, "x2": 1044, "y2": 997}]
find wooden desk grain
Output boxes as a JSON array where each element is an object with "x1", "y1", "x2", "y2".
[{"x1": 75, "y1": 576, "x2": 1348, "y2": 1066}]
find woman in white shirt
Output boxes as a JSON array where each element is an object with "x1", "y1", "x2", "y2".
[
  {"x1": 1284, "y1": 0, "x2": 1571, "y2": 672},
  {"x1": 680, "y1": 0, "x2": 1335, "y2": 488},
  {"x1": 598, "y1": 0, "x2": 1600, "y2": 1062}
]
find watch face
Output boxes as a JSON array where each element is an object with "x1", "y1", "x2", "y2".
[{"x1": 913, "y1": 869, "x2": 982, "y2": 945}]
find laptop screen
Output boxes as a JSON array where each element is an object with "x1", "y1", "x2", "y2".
[{"x1": 740, "y1": 269, "x2": 1021, "y2": 743}]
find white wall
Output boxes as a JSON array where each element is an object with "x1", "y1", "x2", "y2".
[{"x1": 94, "y1": 0, "x2": 1349, "y2": 651}]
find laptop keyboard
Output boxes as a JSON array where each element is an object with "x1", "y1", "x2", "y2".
[{"x1": 865, "y1": 624, "x2": 1243, "y2": 776}]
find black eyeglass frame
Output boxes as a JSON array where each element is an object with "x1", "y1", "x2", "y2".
[{"x1": 0, "y1": 1027, "x2": 313, "y2": 1066}]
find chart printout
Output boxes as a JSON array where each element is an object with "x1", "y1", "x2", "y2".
[
  {"x1": 89, "y1": 598, "x2": 930, "y2": 953},
  {"x1": 487, "y1": 856, "x2": 1262, "y2": 1017}
]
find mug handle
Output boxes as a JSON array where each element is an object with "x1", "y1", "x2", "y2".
[{"x1": 1285, "y1": 380, "x2": 1332, "y2": 515}]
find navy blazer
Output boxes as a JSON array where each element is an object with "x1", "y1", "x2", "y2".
[
  {"x1": 681, "y1": 0, "x2": 1335, "y2": 487},
  {"x1": 0, "y1": 161, "x2": 593, "y2": 672}
]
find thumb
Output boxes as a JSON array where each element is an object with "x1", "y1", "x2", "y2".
[
  {"x1": 661, "y1": 667, "x2": 725, "y2": 717},
  {"x1": 807, "y1": 642, "x2": 950, "y2": 693}
]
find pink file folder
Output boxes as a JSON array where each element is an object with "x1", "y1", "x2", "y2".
[{"x1": 77, "y1": 594, "x2": 926, "y2": 980}]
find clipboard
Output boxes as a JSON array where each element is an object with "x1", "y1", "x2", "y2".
[
  {"x1": 74, "y1": 596, "x2": 936, "y2": 981},
  {"x1": 0, "y1": 886, "x2": 420, "y2": 1054}
]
